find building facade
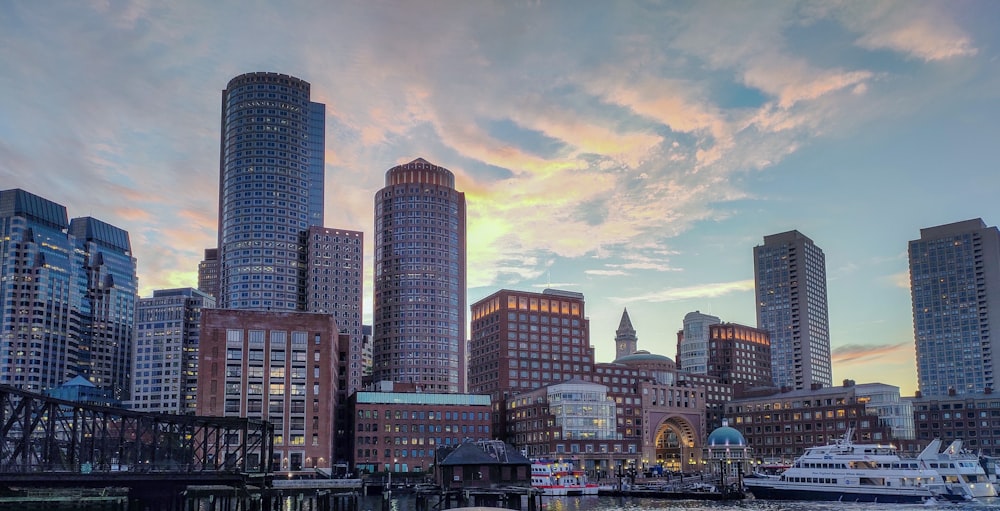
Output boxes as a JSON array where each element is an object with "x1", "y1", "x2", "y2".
[
  {"x1": 676, "y1": 311, "x2": 720, "y2": 374},
  {"x1": 906, "y1": 391, "x2": 1000, "y2": 456},
  {"x1": 132, "y1": 288, "x2": 215, "y2": 413},
  {"x1": 706, "y1": 322, "x2": 772, "y2": 389},
  {"x1": 0, "y1": 189, "x2": 137, "y2": 401},
  {"x1": 754, "y1": 230, "x2": 832, "y2": 390},
  {"x1": 468, "y1": 288, "x2": 592, "y2": 436},
  {"x1": 506, "y1": 380, "x2": 620, "y2": 459},
  {"x1": 197, "y1": 248, "x2": 219, "y2": 299},
  {"x1": 350, "y1": 384, "x2": 491, "y2": 475},
  {"x1": 69, "y1": 217, "x2": 138, "y2": 402},
  {"x1": 216, "y1": 72, "x2": 326, "y2": 311},
  {"x1": 196, "y1": 309, "x2": 339, "y2": 474},
  {"x1": 725, "y1": 382, "x2": 894, "y2": 463},
  {"x1": 373, "y1": 158, "x2": 466, "y2": 392},
  {"x1": 909, "y1": 219, "x2": 1000, "y2": 397}
]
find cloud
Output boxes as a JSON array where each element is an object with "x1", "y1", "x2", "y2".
[
  {"x1": 585, "y1": 269, "x2": 629, "y2": 277},
  {"x1": 613, "y1": 279, "x2": 755, "y2": 304},
  {"x1": 887, "y1": 271, "x2": 911, "y2": 289},
  {"x1": 832, "y1": 342, "x2": 913, "y2": 365}
]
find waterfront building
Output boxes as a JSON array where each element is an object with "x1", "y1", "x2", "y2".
[
  {"x1": 676, "y1": 311, "x2": 720, "y2": 374},
  {"x1": 132, "y1": 288, "x2": 215, "y2": 413},
  {"x1": 854, "y1": 382, "x2": 913, "y2": 440},
  {"x1": 44, "y1": 375, "x2": 119, "y2": 407},
  {"x1": 724, "y1": 380, "x2": 893, "y2": 463},
  {"x1": 197, "y1": 248, "x2": 219, "y2": 299},
  {"x1": 506, "y1": 379, "x2": 620, "y2": 460},
  {"x1": 909, "y1": 219, "x2": 1000, "y2": 397},
  {"x1": 372, "y1": 158, "x2": 466, "y2": 393},
  {"x1": 703, "y1": 420, "x2": 753, "y2": 484},
  {"x1": 469, "y1": 288, "x2": 592, "y2": 436},
  {"x1": 349, "y1": 382, "x2": 491, "y2": 475},
  {"x1": 216, "y1": 72, "x2": 326, "y2": 311},
  {"x1": 0, "y1": 189, "x2": 137, "y2": 401},
  {"x1": 196, "y1": 309, "x2": 339, "y2": 474},
  {"x1": 905, "y1": 390, "x2": 1000, "y2": 456},
  {"x1": 753, "y1": 230, "x2": 832, "y2": 390},
  {"x1": 706, "y1": 322, "x2": 772, "y2": 389},
  {"x1": 614, "y1": 308, "x2": 638, "y2": 359}
]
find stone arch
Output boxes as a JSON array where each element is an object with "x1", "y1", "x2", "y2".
[{"x1": 646, "y1": 414, "x2": 703, "y2": 473}]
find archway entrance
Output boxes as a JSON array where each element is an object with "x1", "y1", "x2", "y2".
[{"x1": 652, "y1": 418, "x2": 699, "y2": 473}]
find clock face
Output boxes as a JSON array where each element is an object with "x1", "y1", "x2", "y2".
[{"x1": 619, "y1": 342, "x2": 626, "y2": 350}]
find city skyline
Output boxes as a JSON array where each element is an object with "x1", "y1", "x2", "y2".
[{"x1": 3, "y1": 2, "x2": 1000, "y2": 396}]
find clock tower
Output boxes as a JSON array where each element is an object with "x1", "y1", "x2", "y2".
[{"x1": 614, "y1": 308, "x2": 638, "y2": 359}]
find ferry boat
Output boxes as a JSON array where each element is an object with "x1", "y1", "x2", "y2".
[
  {"x1": 530, "y1": 461, "x2": 598, "y2": 496},
  {"x1": 744, "y1": 430, "x2": 963, "y2": 503},
  {"x1": 916, "y1": 438, "x2": 997, "y2": 498}
]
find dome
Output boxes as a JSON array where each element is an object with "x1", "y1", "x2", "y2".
[
  {"x1": 613, "y1": 350, "x2": 674, "y2": 365},
  {"x1": 707, "y1": 424, "x2": 746, "y2": 447}
]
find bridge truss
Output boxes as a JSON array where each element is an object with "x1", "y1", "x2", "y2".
[{"x1": 0, "y1": 384, "x2": 273, "y2": 478}]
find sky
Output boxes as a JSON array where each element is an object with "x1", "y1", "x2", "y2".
[{"x1": 3, "y1": 1, "x2": 1000, "y2": 397}]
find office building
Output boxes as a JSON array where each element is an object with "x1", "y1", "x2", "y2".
[
  {"x1": 372, "y1": 158, "x2": 466, "y2": 392},
  {"x1": 754, "y1": 230, "x2": 832, "y2": 390},
  {"x1": 1, "y1": 189, "x2": 78, "y2": 393},
  {"x1": 909, "y1": 219, "x2": 1000, "y2": 397},
  {"x1": 706, "y1": 322, "x2": 772, "y2": 389},
  {"x1": 69, "y1": 216, "x2": 138, "y2": 402},
  {"x1": 132, "y1": 288, "x2": 215, "y2": 413},
  {"x1": 305, "y1": 226, "x2": 364, "y2": 395},
  {"x1": 676, "y1": 311, "x2": 720, "y2": 374},
  {"x1": 197, "y1": 248, "x2": 219, "y2": 299},
  {"x1": 196, "y1": 309, "x2": 339, "y2": 474},
  {"x1": 216, "y1": 72, "x2": 326, "y2": 311},
  {"x1": 0, "y1": 189, "x2": 136, "y2": 401}
]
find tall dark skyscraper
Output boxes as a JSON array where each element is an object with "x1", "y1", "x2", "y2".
[
  {"x1": 754, "y1": 230, "x2": 831, "y2": 390},
  {"x1": 909, "y1": 219, "x2": 1000, "y2": 397},
  {"x1": 373, "y1": 158, "x2": 466, "y2": 392},
  {"x1": 216, "y1": 72, "x2": 326, "y2": 311}
]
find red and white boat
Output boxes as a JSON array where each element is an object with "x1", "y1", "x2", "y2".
[{"x1": 530, "y1": 461, "x2": 599, "y2": 496}]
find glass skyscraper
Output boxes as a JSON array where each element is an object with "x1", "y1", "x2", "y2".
[
  {"x1": 753, "y1": 230, "x2": 831, "y2": 390},
  {"x1": 373, "y1": 158, "x2": 466, "y2": 393},
  {"x1": 909, "y1": 219, "x2": 1000, "y2": 397},
  {"x1": 0, "y1": 189, "x2": 137, "y2": 401},
  {"x1": 217, "y1": 72, "x2": 326, "y2": 311}
]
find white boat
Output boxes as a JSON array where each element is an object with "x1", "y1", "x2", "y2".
[
  {"x1": 530, "y1": 461, "x2": 598, "y2": 496},
  {"x1": 916, "y1": 438, "x2": 997, "y2": 498},
  {"x1": 744, "y1": 429, "x2": 965, "y2": 503}
]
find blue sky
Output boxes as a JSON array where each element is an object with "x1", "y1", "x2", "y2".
[{"x1": 3, "y1": 1, "x2": 999, "y2": 396}]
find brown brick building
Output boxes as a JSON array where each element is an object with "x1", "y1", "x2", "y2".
[{"x1": 197, "y1": 309, "x2": 339, "y2": 475}]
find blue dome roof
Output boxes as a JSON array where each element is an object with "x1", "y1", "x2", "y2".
[{"x1": 707, "y1": 425, "x2": 746, "y2": 447}]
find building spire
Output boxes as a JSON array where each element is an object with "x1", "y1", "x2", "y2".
[{"x1": 615, "y1": 308, "x2": 638, "y2": 359}]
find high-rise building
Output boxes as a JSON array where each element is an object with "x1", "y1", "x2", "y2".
[
  {"x1": 909, "y1": 219, "x2": 1000, "y2": 397},
  {"x1": 614, "y1": 308, "x2": 637, "y2": 359},
  {"x1": 676, "y1": 311, "x2": 720, "y2": 374},
  {"x1": 0, "y1": 189, "x2": 79, "y2": 393},
  {"x1": 197, "y1": 248, "x2": 219, "y2": 299},
  {"x1": 216, "y1": 72, "x2": 326, "y2": 311},
  {"x1": 304, "y1": 226, "x2": 364, "y2": 395},
  {"x1": 0, "y1": 189, "x2": 137, "y2": 401},
  {"x1": 196, "y1": 309, "x2": 339, "y2": 474},
  {"x1": 133, "y1": 288, "x2": 215, "y2": 413},
  {"x1": 754, "y1": 230, "x2": 832, "y2": 390},
  {"x1": 69, "y1": 217, "x2": 138, "y2": 402},
  {"x1": 372, "y1": 158, "x2": 466, "y2": 393}
]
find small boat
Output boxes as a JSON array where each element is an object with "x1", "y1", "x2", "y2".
[
  {"x1": 916, "y1": 438, "x2": 997, "y2": 498},
  {"x1": 743, "y1": 429, "x2": 963, "y2": 503},
  {"x1": 530, "y1": 461, "x2": 598, "y2": 496}
]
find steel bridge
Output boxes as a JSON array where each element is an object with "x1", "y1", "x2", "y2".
[{"x1": 0, "y1": 384, "x2": 273, "y2": 491}]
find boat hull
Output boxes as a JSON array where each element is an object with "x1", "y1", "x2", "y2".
[{"x1": 745, "y1": 481, "x2": 938, "y2": 504}]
